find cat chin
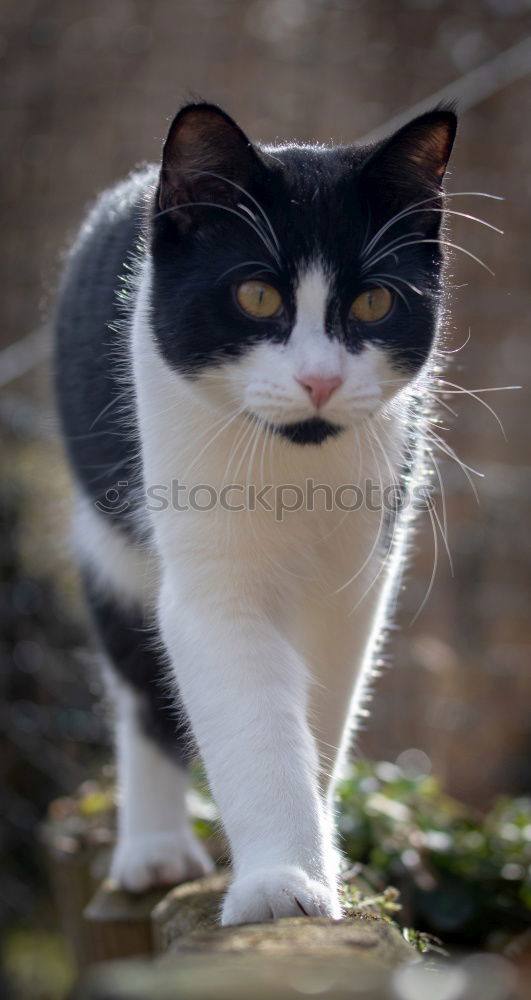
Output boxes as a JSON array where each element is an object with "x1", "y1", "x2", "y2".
[{"x1": 272, "y1": 417, "x2": 344, "y2": 446}]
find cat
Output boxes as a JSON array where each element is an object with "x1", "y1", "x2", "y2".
[{"x1": 55, "y1": 101, "x2": 456, "y2": 924}]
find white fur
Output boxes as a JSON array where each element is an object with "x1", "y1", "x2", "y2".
[
  {"x1": 109, "y1": 678, "x2": 213, "y2": 891},
  {"x1": 93, "y1": 259, "x2": 413, "y2": 922},
  {"x1": 74, "y1": 494, "x2": 158, "y2": 609}
]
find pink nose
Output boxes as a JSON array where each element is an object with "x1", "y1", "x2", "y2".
[{"x1": 297, "y1": 374, "x2": 343, "y2": 409}]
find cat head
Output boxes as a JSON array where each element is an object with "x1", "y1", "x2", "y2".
[{"x1": 149, "y1": 102, "x2": 456, "y2": 445}]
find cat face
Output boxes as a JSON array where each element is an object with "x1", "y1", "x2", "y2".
[{"x1": 150, "y1": 104, "x2": 456, "y2": 445}]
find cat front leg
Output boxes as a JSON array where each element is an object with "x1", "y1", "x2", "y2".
[
  {"x1": 158, "y1": 567, "x2": 342, "y2": 924},
  {"x1": 109, "y1": 681, "x2": 214, "y2": 891},
  {"x1": 84, "y1": 574, "x2": 213, "y2": 892}
]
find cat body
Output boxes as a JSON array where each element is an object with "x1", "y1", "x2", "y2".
[{"x1": 55, "y1": 104, "x2": 456, "y2": 922}]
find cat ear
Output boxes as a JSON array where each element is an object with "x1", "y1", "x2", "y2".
[
  {"x1": 361, "y1": 108, "x2": 457, "y2": 216},
  {"x1": 157, "y1": 103, "x2": 262, "y2": 229}
]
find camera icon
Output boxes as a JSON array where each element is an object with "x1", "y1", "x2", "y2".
[{"x1": 94, "y1": 481, "x2": 130, "y2": 515}]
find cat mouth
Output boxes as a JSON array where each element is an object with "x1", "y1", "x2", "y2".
[{"x1": 270, "y1": 417, "x2": 344, "y2": 446}]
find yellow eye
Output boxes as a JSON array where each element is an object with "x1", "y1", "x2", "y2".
[
  {"x1": 236, "y1": 281, "x2": 282, "y2": 319},
  {"x1": 350, "y1": 287, "x2": 393, "y2": 323}
]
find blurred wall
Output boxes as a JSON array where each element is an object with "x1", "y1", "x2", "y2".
[{"x1": 1, "y1": 0, "x2": 530, "y2": 809}]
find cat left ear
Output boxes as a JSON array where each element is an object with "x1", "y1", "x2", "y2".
[
  {"x1": 157, "y1": 103, "x2": 262, "y2": 230},
  {"x1": 362, "y1": 107, "x2": 457, "y2": 201}
]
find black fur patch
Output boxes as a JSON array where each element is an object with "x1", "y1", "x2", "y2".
[
  {"x1": 83, "y1": 572, "x2": 192, "y2": 761},
  {"x1": 274, "y1": 417, "x2": 343, "y2": 446},
  {"x1": 54, "y1": 168, "x2": 156, "y2": 537}
]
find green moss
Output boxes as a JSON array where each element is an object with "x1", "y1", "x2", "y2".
[
  {"x1": 335, "y1": 761, "x2": 531, "y2": 946},
  {"x1": 188, "y1": 758, "x2": 531, "y2": 947}
]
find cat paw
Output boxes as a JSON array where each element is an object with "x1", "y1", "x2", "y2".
[
  {"x1": 110, "y1": 829, "x2": 214, "y2": 893},
  {"x1": 221, "y1": 865, "x2": 342, "y2": 925}
]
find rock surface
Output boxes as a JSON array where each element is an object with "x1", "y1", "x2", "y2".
[
  {"x1": 168, "y1": 914, "x2": 412, "y2": 962},
  {"x1": 75, "y1": 951, "x2": 410, "y2": 1000},
  {"x1": 152, "y1": 872, "x2": 229, "y2": 952},
  {"x1": 76, "y1": 873, "x2": 417, "y2": 998}
]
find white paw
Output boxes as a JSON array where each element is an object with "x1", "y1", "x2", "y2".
[
  {"x1": 111, "y1": 829, "x2": 214, "y2": 893},
  {"x1": 221, "y1": 865, "x2": 342, "y2": 925}
]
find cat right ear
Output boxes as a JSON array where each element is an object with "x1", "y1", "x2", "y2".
[
  {"x1": 157, "y1": 103, "x2": 262, "y2": 231},
  {"x1": 360, "y1": 108, "x2": 457, "y2": 218}
]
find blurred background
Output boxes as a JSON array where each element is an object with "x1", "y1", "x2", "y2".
[{"x1": 1, "y1": 0, "x2": 530, "y2": 996}]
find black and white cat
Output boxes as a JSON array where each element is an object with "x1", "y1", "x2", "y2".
[{"x1": 55, "y1": 102, "x2": 456, "y2": 924}]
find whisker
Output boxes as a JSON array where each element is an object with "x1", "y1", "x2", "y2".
[
  {"x1": 361, "y1": 230, "x2": 425, "y2": 272},
  {"x1": 368, "y1": 206, "x2": 503, "y2": 255},
  {"x1": 363, "y1": 238, "x2": 495, "y2": 276},
  {"x1": 346, "y1": 420, "x2": 402, "y2": 610},
  {"x1": 434, "y1": 378, "x2": 509, "y2": 439},
  {"x1": 89, "y1": 389, "x2": 130, "y2": 430},
  {"x1": 437, "y1": 328, "x2": 471, "y2": 354},
  {"x1": 425, "y1": 427, "x2": 482, "y2": 502},
  {"x1": 410, "y1": 491, "x2": 440, "y2": 624},
  {"x1": 430, "y1": 394, "x2": 459, "y2": 418},
  {"x1": 432, "y1": 207, "x2": 503, "y2": 235},
  {"x1": 335, "y1": 425, "x2": 388, "y2": 600},
  {"x1": 259, "y1": 415, "x2": 274, "y2": 490},
  {"x1": 366, "y1": 273, "x2": 424, "y2": 296},
  {"x1": 181, "y1": 406, "x2": 246, "y2": 481},
  {"x1": 246, "y1": 416, "x2": 264, "y2": 487},
  {"x1": 228, "y1": 417, "x2": 257, "y2": 484},
  {"x1": 153, "y1": 200, "x2": 281, "y2": 266},
  {"x1": 318, "y1": 428, "x2": 364, "y2": 545},
  {"x1": 181, "y1": 167, "x2": 282, "y2": 253},
  {"x1": 237, "y1": 203, "x2": 279, "y2": 261},
  {"x1": 362, "y1": 275, "x2": 410, "y2": 310},
  {"x1": 361, "y1": 191, "x2": 502, "y2": 260},
  {"x1": 222, "y1": 414, "x2": 255, "y2": 484},
  {"x1": 215, "y1": 260, "x2": 278, "y2": 284},
  {"x1": 427, "y1": 425, "x2": 484, "y2": 477},
  {"x1": 430, "y1": 383, "x2": 521, "y2": 394},
  {"x1": 425, "y1": 449, "x2": 453, "y2": 575}
]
